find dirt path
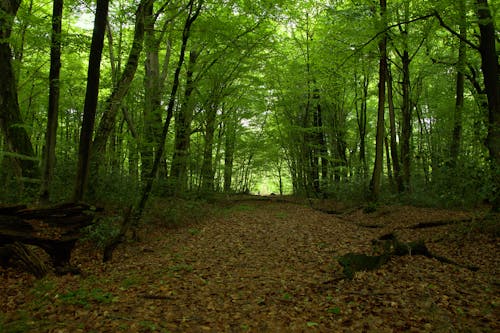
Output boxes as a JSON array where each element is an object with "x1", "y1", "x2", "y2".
[{"x1": 1, "y1": 199, "x2": 498, "y2": 332}]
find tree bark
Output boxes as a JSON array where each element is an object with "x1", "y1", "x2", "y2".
[
  {"x1": 201, "y1": 102, "x2": 218, "y2": 193},
  {"x1": 40, "y1": 0, "x2": 64, "y2": 203},
  {"x1": 141, "y1": 0, "x2": 164, "y2": 180},
  {"x1": 0, "y1": 0, "x2": 38, "y2": 183},
  {"x1": 450, "y1": 0, "x2": 466, "y2": 165},
  {"x1": 92, "y1": 0, "x2": 147, "y2": 161},
  {"x1": 136, "y1": 0, "x2": 202, "y2": 218},
  {"x1": 387, "y1": 64, "x2": 403, "y2": 192},
  {"x1": 170, "y1": 49, "x2": 198, "y2": 195},
  {"x1": 369, "y1": 0, "x2": 387, "y2": 201},
  {"x1": 224, "y1": 121, "x2": 236, "y2": 192},
  {"x1": 476, "y1": 0, "x2": 500, "y2": 210},
  {"x1": 73, "y1": 0, "x2": 110, "y2": 202}
]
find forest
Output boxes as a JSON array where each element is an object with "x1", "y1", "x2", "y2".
[{"x1": 0, "y1": 0, "x2": 499, "y2": 331}]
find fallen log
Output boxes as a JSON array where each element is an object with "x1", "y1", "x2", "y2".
[
  {"x1": 338, "y1": 233, "x2": 478, "y2": 279},
  {"x1": 0, "y1": 203, "x2": 99, "y2": 276},
  {"x1": 408, "y1": 218, "x2": 473, "y2": 229}
]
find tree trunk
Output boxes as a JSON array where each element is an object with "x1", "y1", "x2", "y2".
[
  {"x1": 135, "y1": 0, "x2": 202, "y2": 219},
  {"x1": 400, "y1": 49, "x2": 411, "y2": 191},
  {"x1": 476, "y1": 0, "x2": 500, "y2": 210},
  {"x1": 387, "y1": 64, "x2": 403, "y2": 192},
  {"x1": 369, "y1": 0, "x2": 387, "y2": 201},
  {"x1": 170, "y1": 49, "x2": 198, "y2": 195},
  {"x1": 141, "y1": 0, "x2": 164, "y2": 180},
  {"x1": 224, "y1": 122, "x2": 236, "y2": 192},
  {"x1": 396, "y1": 1, "x2": 412, "y2": 192},
  {"x1": 73, "y1": 0, "x2": 110, "y2": 202},
  {"x1": 201, "y1": 103, "x2": 217, "y2": 193},
  {"x1": 91, "y1": 0, "x2": 147, "y2": 163},
  {"x1": 450, "y1": 0, "x2": 466, "y2": 165},
  {"x1": 40, "y1": 0, "x2": 64, "y2": 203},
  {"x1": 0, "y1": 0, "x2": 39, "y2": 184},
  {"x1": 356, "y1": 71, "x2": 369, "y2": 179}
]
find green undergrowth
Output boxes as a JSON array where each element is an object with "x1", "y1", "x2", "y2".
[{"x1": 142, "y1": 197, "x2": 211, "y2": 227}]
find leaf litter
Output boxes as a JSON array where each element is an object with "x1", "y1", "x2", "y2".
[{"x1": 0, "y1": 197, "x2": 498, "y2": 332}]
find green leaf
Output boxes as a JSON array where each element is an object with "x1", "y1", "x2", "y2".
[{"x1": 327, "y1": 307, "x2": 341, "y2": 314}]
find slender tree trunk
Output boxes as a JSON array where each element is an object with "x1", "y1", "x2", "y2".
[
  {"x1": 224, "y1": 122, "x2": 236, "y2": 192},
  {"x1": 356, "y1": 72, "x2": 369, "y2": 179},
  {"x1": 385, "y1": 134, "x2": 393, "y2": 184},
  {"x1": 398, "y1": 1, "x2": 412, "y2": 192},
  {"x1": 450, "y1": 0, "x2": 466, "y2": 165},
  {"x1": 400, "y1": 50, "x2": 411, "y2": 191},
  {"x1": 170, "y1": 49, "x2": 198, "y2": 195},
  {"x1": 73, "y1": 0, "x2": 110, "y2": 202},
  {"x1": 369, "y1": 0, "x2": 387, "y2": 201},
  {"x1": 201, "y1": 102, "x2": 217, "y2": 193},
  {"x1": 387, "y1": 64, "x2": 403, "y2": 192},
  {"x1": 141, "y1": 1, "x2": 163, "y2": 180},
  {"x1": 136, "y1": 0, "x2": 202, "y2": 217},
  {"x1": 0, "y1": 0, "x2": 38, "y2": 184},
  {"x1": 40, "y1": 0, "x2": 63, "y2": 203},
  {"x1": 476, "y1": 0, "x2": 500, "y2": 210},
  {"x1": 92, "y1": 0, "x2": 147, "y2": 158}
]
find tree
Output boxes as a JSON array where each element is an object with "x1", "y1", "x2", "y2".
[
  {"x1": 369, "y1": 0, "x2": 387, "y2": 201},
  {"x1": 0, "y1": 0, "x2": 38, "y2": 186},
  {"x1": 40, "y1": 0, "x2": 64, "y2": 203},
  {"x1": 73, "y1": 0, "x2": 110, "y2": 202},
  {"x1": 475, "y1": 0, "x2": 499, "y2": 210},
  {"x1": 91, "y1": 0, "x2": 148, "y2": 166}
]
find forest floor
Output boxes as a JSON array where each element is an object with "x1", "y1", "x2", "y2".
[{"x1": 1, "y1": 196, "x2": 499, "y2": 332}]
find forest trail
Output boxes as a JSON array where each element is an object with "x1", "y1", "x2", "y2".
[{"x1": 1, "y1": 198, "x2": 498, "y2": 332}]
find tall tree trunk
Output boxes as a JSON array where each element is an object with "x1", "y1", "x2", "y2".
[
  {"x1": 141, "y1": 0, "x2": 163, "y2": 180},
  {"x1": 200, "y1": 102, "x2": 217, "y2": 193},
  {"x1": 73, "y1": 0, "x2": 110, "y2": 202},
  {"x1": 400, "y1": 50, "x2": 411, "y2": 191},
  {"x1": 387, "y1": 63, "x2": 403, "y2": 192},
  {"x1": 224, "y1": 122, "x2": 236, "y2": 192},
  {"x1": 92, "y1": 0, "x2": 147, "y2": 161},
  {"x1": 136, "y1": 0, "x2": 202, "y2": 217},
  {"x1": 0, "y1": 0, "x2": 38, "y2": 184},
  {"x1": 170, "y1": 49, "x2": 198, "y2": 195},
  {"x1": 40, "y1": 0, "x2": 63, "y2": 203},
  {"x1": 476, "y1": 0, "x2": 500, "y2": 210},
  {"x1": 399, "y1": 1, "x2": 412, "y2": 192},
  {"x1": 356, "y1": 72, "x2": 369, "y2": 179},
  {"x1": 369, "y1": 0, "x2": 387, "y2": 201},
  {"x1": 450, "y1": 0, "x2": 466, "y2": 165}
]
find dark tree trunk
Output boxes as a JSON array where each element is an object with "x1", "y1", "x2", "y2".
[
  {"x1": 400, "y1": 49, "x2": 412, "y2": 191},
  {"x1": 369, "y1": 0, "x2": 387, "y2": 201},
  {"x1": 450, "y1": 0, "x2": 466, "y2": 165},
  {"x1": 476, "y1": 0, "x2": 500, "y2": 210},
  {"x1": 170, "y1": 49, "x2": 198, "y2": 195},
  {"x1": 356, "y1": 72, "x2": 369, "y2": 179},
  {"x1": 91, "y1": 0, "x2": 147, "y2": 161},
  {"x1": 201, "y1": 103, "x2": 217, "y2": 193},
  {"x1": 141, "y1": 0, "x2": 163, "y2": 180},
  {"x1": 73, "y1": 0, "x2": 110, "y2": 202},
  {"x1": 387, "y1": 64, "x2": 403, "y2": 192},
  {"x1": 40, "y1": 0, "x2": 64, "y2": 203},
  {"x1": 135, "y1": 0, "x2": 202, "y2": 219},
  {"x1": 0, "y1": 0, "x2": 38, "y2": 184}
]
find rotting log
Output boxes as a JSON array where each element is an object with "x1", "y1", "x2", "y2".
[
  {"x1": 338, "y1": 233, "x2": 478, "y2": 279},
  {"x1": 0, "y1": 203, "x2": 99, "y2": 276}
]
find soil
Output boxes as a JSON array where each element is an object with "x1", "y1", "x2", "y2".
[{"x1": 1, "y1": 196, "x2": 498, "y2": 332}]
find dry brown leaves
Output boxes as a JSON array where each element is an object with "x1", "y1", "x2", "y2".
[{"x1": 1, "y1": 198, "x2": 498, "y2": 332}]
